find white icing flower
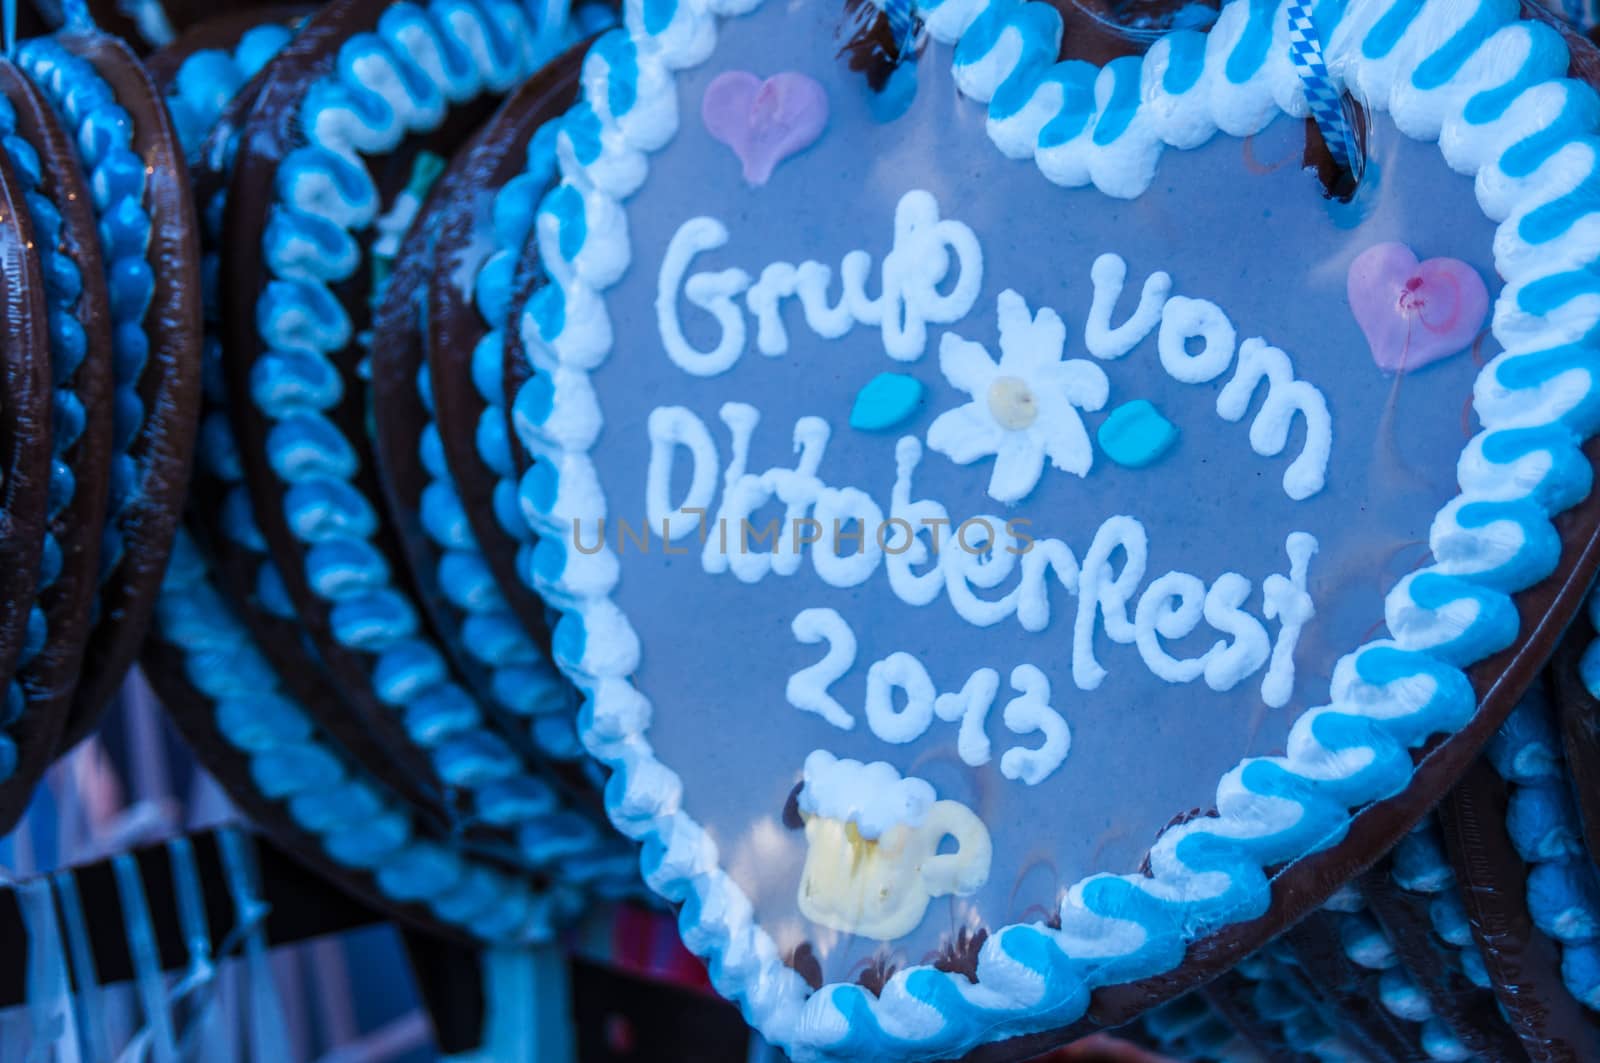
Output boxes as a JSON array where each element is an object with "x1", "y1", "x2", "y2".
[{"x1": 927, "y1": 290, "x2": 1110, "y2": 504}]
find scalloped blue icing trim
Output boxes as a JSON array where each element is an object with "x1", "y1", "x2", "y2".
[
  {"x1": 1138, "y1": 993, "x2": 1236, "y2": 1060},
  {"x1": 165, "y1": 23, "x2": 297, "y2": 162},
  {"x1": 0, "y1": 89, "x2": 86, "y2": 779},
  {"x1": 16, "y1": 37, "x2": 160, "y2": 602},
  {"x1": 1386, "y1": 818, "x2": 1496, "y2": 992},
  {"x1": 248, "y1": 0, "x2": 637, "y2": 886},
  {"x1": 1492, "y1": 670, "x2": 1600, "y2": 1009},
  {"x1": 153, "y1": 530, "x2": 580, "y2": 939},
  {"x1": 419, "y1": 108, "x2": 581, "y2": 761},
  {"x1": 508, "y1": 0, "x2": 1600, "y2": 1056},
  {"x1": 434, "y1": 10, "x2": 613, "y2": 765},
  {"x1": 1227, "y1": 947, "x2": 1359, "y2": 1061},
  {"x1": 417, "y1": 353, "x2": 588, "y2": 762},
  {"x1": 168, "y1": 4, "x2": 634, "y2": 898},
  {"x1": 1321, "y1": 887, "x2": 1471, "y2": 1060}
]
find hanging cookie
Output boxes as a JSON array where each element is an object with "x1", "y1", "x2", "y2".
[
  {"x1": 0, "y1": 71, "x2": 57, "y2": 831},
  {"x1": 504, "y1": 1, "x2": 1600, "y2": 1056},
  {"x1": 18, "y1": 28, "x2": 203, "y2": 753},
  {"x1": 0, "y1": 56, "x2": 113, "y2": 833}
]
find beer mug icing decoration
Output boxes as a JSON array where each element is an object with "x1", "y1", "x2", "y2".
[
  {"x1": 509, "y1": 0, "x2": 1600, "y2": 1058},
  {"x1": 795, "y1": 751, "x2": 992, "y2": 941}
]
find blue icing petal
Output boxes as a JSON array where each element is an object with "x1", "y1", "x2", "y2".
[
  {"x1": 1564, "y1": 941, "x2": 1600, "y2": 1008},
  {"x1": 492, "y1": 665, "x2": 568, "y2": 716},
  {"x1": 1091, "y1": 57, "x2": 1143, "y2": 146},
  {"x1": 107, "y1": 255, "x2": 155, "y2": 323},
  {"x1": 491, "y1": 175, "x2": 539, "y2": 250},
  {"x1": 252, "y1": 746, "x2": 344, "y2": 799},
  {"x1": 112, "y1": 321, "x2": 149, "y2": 383},
  {"x1": 1098, "y1": 399, "x2": 1178, "y2": 468},
  {"x1": 375, "y1": 842, "x2": 463, "y2": 900},
  {"x1": 329, "y1": 591, "x2": 420, "y2": 653},
  {"x1": 474, "y1": 249, "x2": 516, "y2": 326},
  {"x1": 439, "y1": 551, "x2": 495, "y2": 609},
  {"x1": 289, "y1": 780, "x2": 385, "y2": 832},
  {"x1": 475, "y1": 411, "x2": 511, "y2": 473},
  {"x1": 175, "y1": 50, "x2": 246, "y2": 117},
  {"x1": 406, "y1": 685, "x2": 479, "y2": 743},
  {"x1": 2, "y1": 135, "x2": 39, "y2": 185},
  {"x1": 435, "y1": 733, "x2": 519, "y2": 786},
  {"x1": 52, "y1": 389, "x2": 85, "y2": 449},
  {"x1": 112, "y1": 389, "x2": 144, "y2": 451},
  {"x1": 370, "y1": 638, "x2": 446, "y2": 704},
  {"x1": 849, "y1": 371, "x2": 925, "y2": 432},
  {"x1": 323, "y1": 812, "x2": 411, "y2": 868},
  {"x1": 42, "y1": 249, "x2": 82, "y2": 306},
  {"x1": 76, "y1": 107, "x2": 132, "y2": 170},
  {"x1": 0, "y1": 684, "x2": 23, "y2": 726},
  {"x1": 37, "y1": 532, "x2": 63, "y2": 591},
  {"x1": 217, "y1": 694, "x2": 313, "y2": 752},
  {"x1": 46, "y1": 460, "x2": 75, "y2": 519},
  {"x1": 306, "y1": 537, "x2": 391, "y2": 597},
  {"x1": 477, "y1": 776, "x2": 556, "y2": 825},
  {"x1": 237, "y1": 25, "x2": 295, "y2": 79},
  {"x1": 90, "y1": 148, "x2": 145, "y2": 209},
  {"x1": 419, "y1": 422, "x2": 448, "y2": 479},
  {"x1": 1162, "y1": 30, "x2": 1207, "y2": 95}
]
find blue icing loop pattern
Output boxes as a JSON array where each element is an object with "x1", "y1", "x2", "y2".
[
  {"x1": 152, "y1": 532, "x2": 576, "y2": 939},
  {"x1": 249, "y1": 0, "x2": 634, "y2": 886},
  {"x1": 165, "y1": 23, "x2": 297, "y2": 160},
  {"x1": 17, "y1": 38, "x2": 152, "y2": 591},
  {"x1": 0, "y1": 90, "x2": 86, "y2": 777},
  {"x1": 504, "y1": 0, "x2": 1600, "y2": 1058},
  {"x1": 162, "y1": 1, "x2": 638, "y2": 923},
  {"x1": 413, "y1": 19, "x2": 618, "y2": 770}
]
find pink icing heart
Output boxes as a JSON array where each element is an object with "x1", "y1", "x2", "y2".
[
  {"x1": 702, "y1": 71, "x2": 829, "y2": 187},
  {"x1": 1347, "y1": 242, "x2": 1490, "y2": 374}
]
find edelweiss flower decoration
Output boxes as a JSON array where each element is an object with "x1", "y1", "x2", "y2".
[{"x1": 927, "y1": 289, "x2": 1110, "y2": 503}]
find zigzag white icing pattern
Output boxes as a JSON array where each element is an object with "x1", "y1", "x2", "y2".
[{"x1": 510, "y1": 0, "x2": 1600, "y2": 1057}]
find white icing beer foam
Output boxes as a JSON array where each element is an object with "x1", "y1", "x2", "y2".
[{"x1": 799, "y1": 751, "x2": 936, "y2": 840}]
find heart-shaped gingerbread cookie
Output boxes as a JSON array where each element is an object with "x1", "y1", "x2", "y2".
[{"x1": 508, "y1": 1, "x2": 1600, "y2": 1059}]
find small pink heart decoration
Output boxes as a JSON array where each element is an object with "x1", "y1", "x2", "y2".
[
  {"x1": 1347, "y1": 242, "x2": 1490, "y2": 374},
  {"x1": 702, "y1": 70, "x2": 829, "y2": 187}
]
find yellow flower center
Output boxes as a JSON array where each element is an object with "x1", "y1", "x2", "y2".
[{"x1": 987, "y1": 375, "x2": 1038, "y2": 430}]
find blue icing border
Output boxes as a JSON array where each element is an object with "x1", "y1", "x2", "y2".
[
  {"x1": 17, "y1": 37, "x2": 156, "y2": 597},
  {"x1": 1138, "y1": 993, "x2": 1237, "y2": 1059},
  {"x1": 417, "y1": 349, "x2": 588, "y2": 761},
  {"x1": 1320, "y1": 883, "x2": 1473, "y2": 1060},
  {"x1": 418, "y1": 109, "x2": 579, "y2": 761},
  {"x1": 153, "y1": 531, "x2": 575, "y2": 939},
  {"x1": 1496, "y1": 666, "x2": 1600, "y2": 1009},
  {"x1": 0, "y1": 91, "x2": 88, "y2": 778},
  {"x1": 1385, "y1": 818, "x2": 1496, "y2": 993},
  {"x1": 1226, "y1": 947, "x2": 1358, "y2": 1060},
  {"x1": 508, "y1": 0, "x2": 1600, "y2": 1056},
  {"x1": 165, "y1": 22, "x2": 297, "y2": 162},
  {"x1": 440, "y1": 22, "x2": 615, "y2": 766},
  {"x1": 248, "y1": 0, "x2": 636, "y2": 886}
]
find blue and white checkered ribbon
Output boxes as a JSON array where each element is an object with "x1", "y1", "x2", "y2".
[{"x1": 1286, "y1": 0, "x2": 1356, "y2": 175}]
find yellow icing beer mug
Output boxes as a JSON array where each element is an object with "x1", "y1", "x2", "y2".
[{"x1": 798, "y1": 798, "x2": 993, "y2": 941}]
